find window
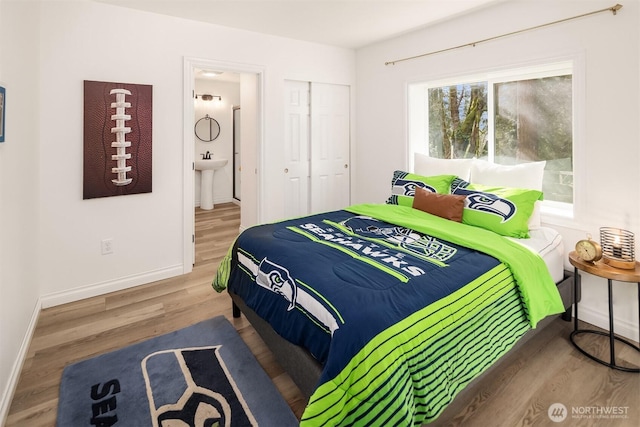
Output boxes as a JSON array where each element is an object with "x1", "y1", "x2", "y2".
[{"x1": 409, "y1": 61, "x2": 574, "y2": 206}]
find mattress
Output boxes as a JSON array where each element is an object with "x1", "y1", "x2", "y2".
[{"x1": 508, "y1": 227, "x2": 565, "y2": 283}]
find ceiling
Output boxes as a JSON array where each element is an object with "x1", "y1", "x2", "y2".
[{"x1": 95, "y1": 0, "x2": 504, "y2": 49}]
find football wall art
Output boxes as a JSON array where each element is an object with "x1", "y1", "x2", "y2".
[{"x1": 83, "y1": 80, "x2": 152, "y2": 199}]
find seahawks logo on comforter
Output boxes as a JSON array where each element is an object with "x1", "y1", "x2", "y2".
[
  {"x1": 237, "y1": 252, "x2": 340, "y2": 335},
  {"x1": 339, "y1": 216, "x2": 457, "y2": 263},
  {"x1": 256, "y1": 258, "x2": 298, "y2": 311}
]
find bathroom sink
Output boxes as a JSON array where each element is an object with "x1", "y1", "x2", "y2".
[
  {"x1": 195, "y1": 158, "x2": 228, "y2": 171},
  {"x1": 196, "y1": 158, "x2": 228, "y2": 210}
]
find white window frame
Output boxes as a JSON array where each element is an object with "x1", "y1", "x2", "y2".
[{"x1": 408, "y1": 57, "x2": 584, "y2": 225}]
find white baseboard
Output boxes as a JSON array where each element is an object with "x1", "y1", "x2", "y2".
[
  {"x1": 40, "y1": 264, "x2": 183, "y2": 308},
  {"x1": 579, "y1": 304, "x2": 639, "y2": 343},
  {"x1": 0, "y1": 299, "x2": 41, "y2": 426},
  {"x1": 195, "y1": 197, "x2": 235, "y2": 209},
  {"x1": 1, "y1": 264, "x2": 185, "y2": 424}
]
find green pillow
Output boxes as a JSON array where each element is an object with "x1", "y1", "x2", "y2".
[
  {"x1": 452, "y1": 179, "x2": 543, "y2": 238},
  {"x1": 386, "y1": 171, "x2": 455, "y2": 206}
]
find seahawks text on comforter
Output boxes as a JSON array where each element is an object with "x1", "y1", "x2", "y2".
[{"x1": 213, "y1": 203, "x2": 564, "y2": 425}]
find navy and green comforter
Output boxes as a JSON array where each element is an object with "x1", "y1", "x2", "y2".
[{"x1": 213, "y1": 203, "x2": 564, "y2": 425}]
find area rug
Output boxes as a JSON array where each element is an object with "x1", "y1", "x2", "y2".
[{"x1": 56, "y1": 316, "x2": 298, "y2": 426}]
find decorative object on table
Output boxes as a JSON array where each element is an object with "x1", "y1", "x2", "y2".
[
  {"x1": 83, "y1": 80, "x2": 153, "y2": 199},
  {"x1": 600, "y1": 227, "x2": 635, "y2": 269},
  {"x1": 0, "y1": 84, "x2": 5, "y2": 143},
  {"x1": 56, "y1": 316, "x2": 298, "y2": 426},
  {"x1": 575, "y1": 233, "x2": 602, "y2": 263}
]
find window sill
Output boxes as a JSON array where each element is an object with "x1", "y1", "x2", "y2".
[{"x1": 540, "y1": 202, "x2": 574, "y2": 228}]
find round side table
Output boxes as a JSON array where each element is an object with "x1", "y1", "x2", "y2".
[{"x1": 568, "y1": 251, "x2": 639, "y2": 373}]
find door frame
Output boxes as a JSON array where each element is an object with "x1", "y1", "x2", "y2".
[
  {"x1": 183, "y1": 56, "x2": 265, "y2": 272},
  {"x1": 232, "y1": 106, "x2": 241, "y2": 201}
]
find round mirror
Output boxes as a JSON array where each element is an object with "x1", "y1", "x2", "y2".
[{"x1": 195, "y1": 114, "x2": 221, "y2": 142}]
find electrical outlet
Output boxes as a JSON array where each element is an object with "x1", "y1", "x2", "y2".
[{"x1": 101, "y1": 238, "x2": 114, "y2": 255}]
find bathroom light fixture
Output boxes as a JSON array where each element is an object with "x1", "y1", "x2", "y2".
[
  {"x1": 195, "y1": 94, "x2": 222, "y2": 102},
  {"x1": 201, "y1": 70, "x2": 223, "y2": 77}
]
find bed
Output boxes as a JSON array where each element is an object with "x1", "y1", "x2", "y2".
[{"x1": 212, "y1": 165, "x2": 576, "y2": 425}]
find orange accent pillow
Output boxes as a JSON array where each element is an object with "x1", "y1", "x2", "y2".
[{"x1": 412, "y1": 186, "x2": 466, "y2": 222}]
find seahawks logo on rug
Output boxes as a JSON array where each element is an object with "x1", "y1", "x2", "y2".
[
  {"x1": 142, "y1": 346, "x2": 257, "y2": 427},
  {"x1": 340, "y1": 216, "x2": 457, "y2": 263}
]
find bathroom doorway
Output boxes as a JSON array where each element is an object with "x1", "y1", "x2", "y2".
[
  {"x1": 194, "y1": 72, "x2": 240, "y2": 208},
  {"x1": 183, "y1": 57, "x2": 264, "y2": 271}
]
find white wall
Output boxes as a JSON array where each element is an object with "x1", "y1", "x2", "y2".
[
  {"x1": 34, "y1": 0, "x2": 355, "y2": 299},
  {"x1": 194, "y1": 79, "x2": 240, "y2": 205},
  {"x1": 0, "y1": 0, "x2": 42, "y2": 420},
  {"x1": 355, "y1": 0, "x2": 640, "y2": 340},
  {"x1": 0, "y1": 0, "x2": 355, "y2": 419}
]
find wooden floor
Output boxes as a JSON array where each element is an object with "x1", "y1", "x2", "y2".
[{"x1": 6, "y1": 203, "x2": 639, "y2": 426}]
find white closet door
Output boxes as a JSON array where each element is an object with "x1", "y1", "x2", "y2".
[
  {"x1": 283, "y1": 80, "x2": 311, "y2": 218},
  {"x1": 310, "y1": 82, "x2": 350, "y2": 213}
]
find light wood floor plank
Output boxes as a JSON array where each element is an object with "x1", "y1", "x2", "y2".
[{"x1": 6, "y1": 203, "x2": 639, "y2": 426}]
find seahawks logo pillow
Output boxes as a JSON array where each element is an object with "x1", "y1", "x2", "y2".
[
  {"x1": 452, "y1": 178, "x2": 542, "y2": 238},
  {"x1": 386, "y1": 171, "x2": 455, "y2": 206}
]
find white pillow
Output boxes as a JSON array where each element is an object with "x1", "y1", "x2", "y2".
[
  {"x1": 469, "y1": 159, "x2": 546, "y2": 191},
  {"x1": 528, "y1": 202, "x2": 542, "y2": 230},
  {"x1": 414, "y1": 153, "x2": 474, "y2": 181},
  {"x1": 469, "y1": 159, "x2": 546, "y2": 230}
]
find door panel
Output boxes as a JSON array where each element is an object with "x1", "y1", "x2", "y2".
[
  {"x1": 284, "y1": 81, "x2": 310, "y2": 218},
  {"x1": 284, "y1": 81, "x2": 350, "y2": 218},
  {"x1": 310, "y1": 82, "x2": 350, "y2": 213}
]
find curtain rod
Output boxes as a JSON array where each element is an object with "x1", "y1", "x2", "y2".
[{"x1": 385, "y1": 3, "x2": 623, "y2": 66}]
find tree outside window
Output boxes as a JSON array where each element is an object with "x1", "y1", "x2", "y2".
[{"x1": 418, "y1": 69, "x2": 573, "y2": 204}]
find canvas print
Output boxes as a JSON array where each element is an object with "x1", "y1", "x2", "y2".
[
  {"x1": 83, "y1": 80, "x2": 152, "y2": 199},
  {"x1": 0, "y1": 85, "x2": 5, "y2": 143}
]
